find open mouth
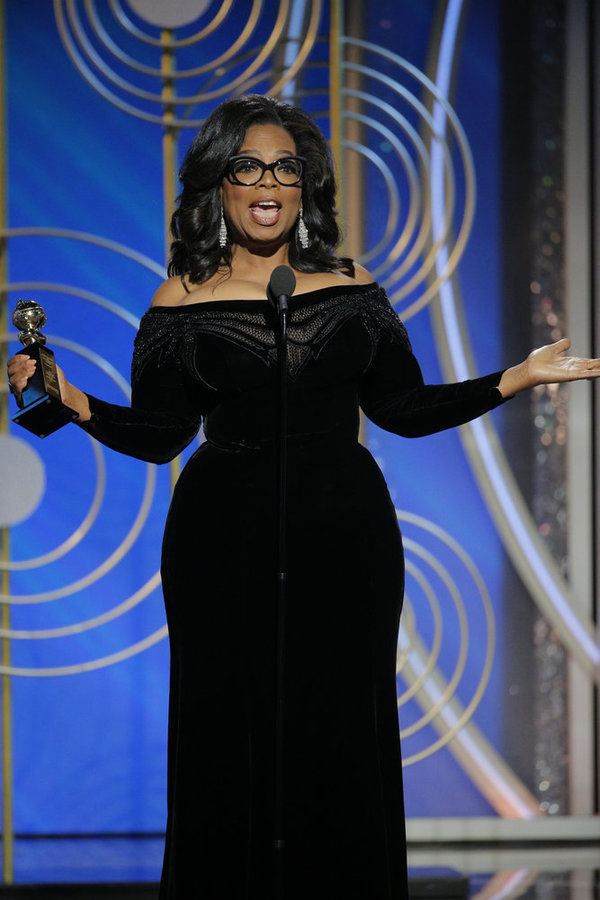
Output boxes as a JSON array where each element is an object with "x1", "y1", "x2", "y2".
[{"x1": 249, "y1": 199, "x2": 282, "y2": 226}]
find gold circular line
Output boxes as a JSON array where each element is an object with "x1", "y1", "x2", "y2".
[
  {"x1": 397, "y1": 560, "x2": 444, "y2": 705},
  {"x1": 269, "y1": 0, "x2": 321, "y2": 95},
  {"x1": 0, "y1": 227, "x2": 166, "y2": 280},
  {"x1": 395, "y1": 593, "x2": 416, "y2": 672},
  {"x1": 399, "y1": 536, "x2": 469, "y2": 739},
  {"x1": 342, "y1": 105, "x2": 424, "y2": 278},
  {"x1": 341, "y1": 84, "x2": 437, "y2": 282},
  {"x1": 59, "y1": 0, "x2": 297, "y2": 107},
  {"x1": 343, "y1": 139, "x2": 400, "y2": 264},
  {"x1": 69, "y1": 0, "x2": 265, "y2": 84},
  {"x1": 2, "y1": 332, "x2": 157, "y2": 603},
  {"x1": 396, "y1": 510, "x2": 496, "y2": 765},
  {"x1": 339, "y1": 43, "x2": 475, "y2": 320},
  {"x1": 0, "y1": 573, "x2": 161, "y2": 639},
  {"x1": 0, "y1": 624, "x2": 168, "y2": 677},
  {"x1": 108, "y1": 0, "x2": 234, "y2": 48},
  {"x1": 1, "y1": 450, "x2": 156, "y2": 604},
  {"x1": 0, "y1": 433, "x2": 105, "y2": 571}
]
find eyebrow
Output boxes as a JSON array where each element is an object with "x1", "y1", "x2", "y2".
[{"x1": 238, "y1": 149, "x2": 297, "y2": 157}]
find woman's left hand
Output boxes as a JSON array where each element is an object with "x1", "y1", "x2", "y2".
[{"x1": 498, "y1": 338, "x2": 600, "y2": 397}]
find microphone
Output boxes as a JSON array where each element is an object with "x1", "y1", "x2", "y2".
[{"x1": 267, "y1": 265, "x2": 296, "y2": 315}]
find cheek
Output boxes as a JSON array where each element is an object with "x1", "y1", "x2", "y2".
[{"x1": 222, "y1": 186, "x2": 251, "y2": 225}]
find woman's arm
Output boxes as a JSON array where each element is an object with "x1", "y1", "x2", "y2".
[
  {"x1": 359, "y1": 289, "x2": 600, "y2": 437},
  {"x1": 7, "y1": 315, "x2": 203, "y2": 463}
]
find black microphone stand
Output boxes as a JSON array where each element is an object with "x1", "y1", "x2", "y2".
[
  {"x1": 274, "y1": 289, "x2": 288, "y2": 900},
  {"x1": 267, "y1": 265, "x2": 295, "y2": 900}
]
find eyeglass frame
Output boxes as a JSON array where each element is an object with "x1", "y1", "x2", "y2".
[{"x1": 225, "y1": 155, "x2": 306, "y2": 186}]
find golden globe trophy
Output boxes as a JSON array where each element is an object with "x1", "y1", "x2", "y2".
[{"x1": 11, "y1": 299, "x2": 79, "y2": 438}]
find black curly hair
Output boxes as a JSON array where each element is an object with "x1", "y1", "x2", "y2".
[{"x1": 168, "y1": 94, "x2": 354, "y2": 283}]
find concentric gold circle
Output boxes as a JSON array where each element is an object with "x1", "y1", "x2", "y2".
[
  {"x1": 341, "y1": 38, "x2": 475, "y2": 320},
  {"x1": 0, "y1": 230, "x2": 173, "y2": 675},
  {"x1": 54, "y1": 0, "x2": 321, "y2": 125},
  {"x1": 396, "y1": 510, "x2": 495, "y2": 765}
]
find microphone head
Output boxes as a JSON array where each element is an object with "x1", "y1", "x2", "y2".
[{"x1": 267, "y1": 265, "x2": 296, "y2": 306}]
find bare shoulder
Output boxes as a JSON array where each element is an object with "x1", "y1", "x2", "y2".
[
  {"x1": 295, "y1": 264, "x2": 376, "y2": 293},
  {"x1": 351, "y1": 262, "x2": 376, "y2": 284},
  {"x1": 151, "y1": 276, "x2": 189, "y2": 307}
]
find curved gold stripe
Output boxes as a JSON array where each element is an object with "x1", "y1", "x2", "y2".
[
  {"x1": 0, "y1": 435, "x2": 105, "y2": 571},
  {"x1": 68, "y1": 0, "x2": 264, "y2": 84},
  {"x1": 340, "y1": 95, "x2": 435, "y2": 291},
  {"x1": 0, "y1": 227, "x2": 166, "y2": 279},
  {"x1": 58, "y1": 0, "x2": 296, "y2": 110},
  {"x1": 108, "y1": 0, "x2": 234, "y2": 49},
  {"x1": 400, "y1": 630, "x2": 540, "y2": 815},
  {"x1": 0, "y1": 625, "x2": 168, "y2": 677},
  {"x1": 338, "y1": 41, "x2": 475, "y2": 320},
  {"x1": 399, "y1": 537, "x2": 471, "y2": 740},
  {"x1": 1, "y1": 336, "x2": 157, "y2": 605},
  {"x1": 339, "y1": 62, "x2": 467, "y2": 318},
  {"x1": 342, "y1": 106, "x2": 423, "y2": 275},
  {"x1": 397, "y1": 564, "x2": 444, "y2": 704},
  {"x1": 269, "y1": 0, "x2": 321, "y2": 96},
  {"x1": 86, "y1": 0, "x2": 235, "y2": 68},
  {"x1": 0, "y1": 573, "x2": 161, "y2": 640},
  {"x1": 395, "y1": 511, "x2": 496, "y2": 765}
]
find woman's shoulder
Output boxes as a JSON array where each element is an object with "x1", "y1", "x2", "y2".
[
  {"x1": 351, "y1": 262, "x2": 376, "y2": 285},
  {"x1": 295, "y1": 263, "x2": 376, "y2": 293},
  {"x1": 151, "y1": 266, "x2": 377, "y2": 306},
  {"x1": 151, "y1": 276, "x2": 190, "y2": 307}
]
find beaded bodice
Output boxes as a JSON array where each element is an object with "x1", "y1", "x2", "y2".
[
  {"x1": 78, "y1": 281, "x2": 505, "y2": 462},
  {"x1": 131, "y1": 283, "x2": 412, "y2": 386}
]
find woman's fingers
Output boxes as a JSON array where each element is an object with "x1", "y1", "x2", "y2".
[
  {"x1": 551, "y1": 337, "x2": 571, "y2": 355},
  {"x1": 7, "y1": 354, "x2": 36, "y2": 394},
  {"x1": 527, "y1": 340, "x2": 600, "y2": 383}
]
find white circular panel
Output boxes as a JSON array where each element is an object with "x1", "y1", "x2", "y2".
[
  {"x1": 124, "y1": 0, "x2": 211, "y2": 28},
  {"x1": 0, "y1": 434, "x2": 46, "y2": 526}
]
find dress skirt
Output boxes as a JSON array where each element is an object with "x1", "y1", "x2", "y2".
[{"x1": 159, "y1": 433, "x2": 407, "y2": 899}]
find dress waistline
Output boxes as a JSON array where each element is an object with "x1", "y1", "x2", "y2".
[{"x1": 204, "y1": 426, "x2": 359, "y2": 453}]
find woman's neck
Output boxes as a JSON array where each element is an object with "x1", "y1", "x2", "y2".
[{"x1": 228, "y1": 241, "x2": 293, "y2": 280}]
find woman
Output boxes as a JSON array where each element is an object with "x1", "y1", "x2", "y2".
[{"x1": 8, "y1": 95, "x2": 600, "y2": 899}]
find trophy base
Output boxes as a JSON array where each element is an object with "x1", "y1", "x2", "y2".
[{"x1": 12, "y1": 394, "x2": 79, "y2": 439}]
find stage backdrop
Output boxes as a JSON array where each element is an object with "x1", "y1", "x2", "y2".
[{"x1": 0, "y1": 0, "x2": 598, "y2": 885}]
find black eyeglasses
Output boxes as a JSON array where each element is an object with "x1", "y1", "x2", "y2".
[{"x1": 226, "y1": 155, "x2": 305, "y2": 186}]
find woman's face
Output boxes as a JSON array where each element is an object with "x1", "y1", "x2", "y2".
[{"x1": 221, "y1": 123, "x2": 302, "y2": 250}]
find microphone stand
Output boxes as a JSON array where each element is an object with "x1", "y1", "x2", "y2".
[{"x1": 274, "y1": 290, "x2": 288, "y2": 900}]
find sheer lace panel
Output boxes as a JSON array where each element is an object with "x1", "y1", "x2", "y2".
[{"x1": 132, "y1": 284, "x2": 412, "y2": 384}]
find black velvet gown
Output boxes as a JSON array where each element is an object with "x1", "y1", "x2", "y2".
[{"x1": 79, "y1": 282, "x2": 505, "y2": 899}]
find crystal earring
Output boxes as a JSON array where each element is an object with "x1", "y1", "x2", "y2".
[
  {"x1": 297, "y1": 205, "x2": 309, "y2": 249},
  {"x1": 219, "y1": 207, "x2": 228, "y2": 249}
]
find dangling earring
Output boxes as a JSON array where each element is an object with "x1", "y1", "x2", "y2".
[
  {"x1": 297, "y1": 204, "x2": 309, "y2": 250},
  {"x1": 219, "y1": 207, "x2": 228, "y2": 249}
]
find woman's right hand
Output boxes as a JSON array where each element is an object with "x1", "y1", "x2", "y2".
[
  {"x1": 7, "y1": 352, "x2": 35, "y2": 407},
  {"x1": 7, "y1": 353, "x2": 92, "y2": 422}
]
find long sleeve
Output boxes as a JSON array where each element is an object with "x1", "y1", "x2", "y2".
[
  {"x1": 76, "y1": 311, "x2": 203, "y2": 463},
  {"x1": 359, "y1": 289, "x2": 508, "y2": 437}
]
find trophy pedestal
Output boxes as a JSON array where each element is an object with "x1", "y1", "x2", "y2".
[{"x1": 12, "y1": 344, "x2": 79, "y2": 438}]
